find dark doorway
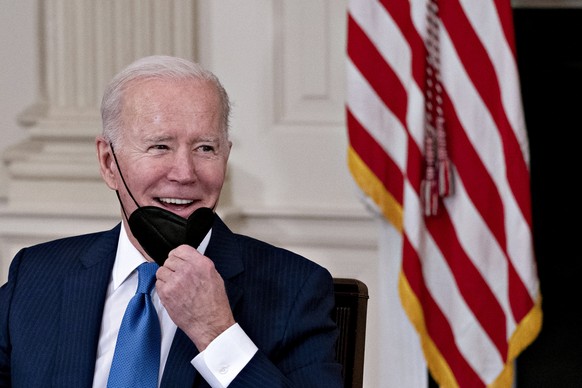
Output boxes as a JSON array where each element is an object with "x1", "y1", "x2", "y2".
[{"x1": 514, "y1": 7, "x2": 582, "y2": 387}]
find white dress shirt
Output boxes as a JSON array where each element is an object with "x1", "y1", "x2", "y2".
[{"x1": 92, "y1": 223, "x2": 257, "y2": 387}]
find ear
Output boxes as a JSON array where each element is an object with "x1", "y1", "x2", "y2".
[
  {"x1": 96, "y1": 136, "x2": 118, "y2": 190},
  {"x1": 225, "y1": 140, "x2": 232, "y2": 159}
]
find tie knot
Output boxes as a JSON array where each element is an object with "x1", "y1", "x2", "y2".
[{"x1": 136, "y1": 262, "x2": 158, "y2": 294}]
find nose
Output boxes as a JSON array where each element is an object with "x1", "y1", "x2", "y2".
[{"x1": 166, "y1": 150, "x2": 197, "y2": 183}]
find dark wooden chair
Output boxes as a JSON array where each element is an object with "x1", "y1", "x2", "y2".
[{"x1": 332, "y1": 278, "x2": 369, "y2": 388}]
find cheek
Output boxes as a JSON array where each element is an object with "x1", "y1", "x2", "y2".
[
  {"x1": 123, "y1": 161, "x2": 165, "y2": 193},
  {"x1": 196, "y1": 163, "x2": 227, "y2": 191}
]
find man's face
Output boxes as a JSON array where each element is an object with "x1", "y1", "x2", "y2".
[{"x1": 100, "y1": 78, "x2": 231, "y2": 221}]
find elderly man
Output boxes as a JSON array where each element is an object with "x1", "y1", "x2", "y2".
[{"x1": 0, "y1": 55, "x2": 343, "y2": 387}]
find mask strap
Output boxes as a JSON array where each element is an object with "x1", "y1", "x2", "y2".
[{"x1": 110, "y1": 143, "x2": 141, "y2": 219}]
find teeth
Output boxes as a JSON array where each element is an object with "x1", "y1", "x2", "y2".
[{"x1": 159, "y1": 198, "x2": 193, "y2": 205}]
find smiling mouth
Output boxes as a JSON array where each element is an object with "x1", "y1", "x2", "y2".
[{"x1": 157, "y1": 197, "x2": 194, "y2": 206}]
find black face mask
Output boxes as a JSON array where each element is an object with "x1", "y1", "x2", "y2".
[{"x1": 110, "y1": 144, "x2": 215, "y2": 266}]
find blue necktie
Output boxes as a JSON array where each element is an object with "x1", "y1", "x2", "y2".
[{"x1": 108, "y1": 262, "x2": 161, "y2": 388}]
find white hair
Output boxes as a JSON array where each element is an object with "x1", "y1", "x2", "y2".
[{"x1": 101, "y1": 55, "x2": 231, "y2": 147}]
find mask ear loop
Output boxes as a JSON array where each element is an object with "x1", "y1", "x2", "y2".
[{"x1": 110, "y1": 143, "x2": 141, "y2": 220}]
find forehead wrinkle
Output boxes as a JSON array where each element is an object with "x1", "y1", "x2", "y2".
[{"x1": 120, "y1": 79, "x2": 226, "y2": 139}]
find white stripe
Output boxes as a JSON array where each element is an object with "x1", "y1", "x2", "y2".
[
  {"x1": 439, "y1": 22, "x2": 538, "y2": 303},
  {"x1": 410, "y1": 0, "x2": 429, "y2": 43},
  {"x1": 405, "y1": 83, "x2": 425, "y2": 150},
  {"x1": 406, "y1": 0, "x2": 531, "y2": 330},
  {"x1": 461, "y1": 3, "x2": 540, "y2": 299},
  {"x1": 349, "y1": 0, "x2": 412, "y2": 96},
  {"x1": 439, "y1": 28, "x2": 505, "y2": 189},
  {"x1": 403, "y1": 181, "x2": 504, "y2": 382},
  {"x1": 458, "y1": 0, "x2": 530, "y2": 164},
  {"x1": 346, "y1": 59, "x2": 408, "y2": 173},
  {"x1": 411, "y1": 0, "x2": 537, "y2": 328},
  {"x1": 443, "y1": 168, "x2": 517, "y2": 336},
  {"x1": 350, "y1": 0, "x2": 427, "y2": 150}
]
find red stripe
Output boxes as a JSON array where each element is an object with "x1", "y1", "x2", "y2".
[
  {"x1": 377, "y1": 0, "x2": 430, "y2": 197},
  {"x1": 402, "y1": 236, "x2": 485, "y2": 388},
  {"x1": 347, "y1": 110, "x2": 404, "y2": 206},
  {"x1": 378, "y1": 0, "x2": 426, "y2": 86},
  {"x1": 443, "y1": 92, "x2": 535, "y2": 322},
  {"x1": 347, "y1": 15, "x2": 408, "y2": 128},
  {"x1": 426, "y1": 210, "x2": 508, "y2": 358},
  {"x1": 365, "y1": 0, "x2": 428, "y2": 197},
  {"x1": 443, "y1": 92, "x2": 507, "y2": 252},
  {"x1": 405, "y1": 132, "x2": 424, "y2": 192},
  {"x1": 504, "y1": 135, "x2": 533, "y2": 228},
  {"x1": 439, "y1": 0, "x2": 536, "y2": 322},
  {"x1": 493, "y1": 0, "x2": 517, "y2": 55},
  {"x1": 509, "y1": 260, "x2": 534, "y2": 322},
  {"x1": 440, "y1": 0, "x2": 532, "y2": 228}
]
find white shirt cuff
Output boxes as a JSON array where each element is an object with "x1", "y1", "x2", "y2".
[{"x1": 191, "y1": 323, "x2": 258, "y2": 387}]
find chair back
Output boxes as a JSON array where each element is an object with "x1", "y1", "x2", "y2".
[{"x1": 333, "y1": 278, "x2": 369, "y2": 388}]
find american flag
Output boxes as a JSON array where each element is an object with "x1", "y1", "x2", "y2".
[{"x1": 346, "y1": 0, "x2": 542, "y2": 386}]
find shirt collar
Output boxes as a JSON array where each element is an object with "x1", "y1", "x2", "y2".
[{"x1": 112, "y1": 223, "x2": 147, "y2": 291}]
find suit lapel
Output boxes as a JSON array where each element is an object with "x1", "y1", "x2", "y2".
[
  {"x1": 205, "y1": 216, "x2": 244, "y2": 317},
  {"x1": 52, "y1": 225, "x2": 120, "y2": 387}
]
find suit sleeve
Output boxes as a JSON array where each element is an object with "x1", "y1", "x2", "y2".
[
  {"x1": 228, "y1": 266, "x2": 343, "y2": 388},
  {"x1": 0, "y1": 249, "x2": 25, "y2": 386}
]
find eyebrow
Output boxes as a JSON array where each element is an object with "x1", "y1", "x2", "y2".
[{"x1": 143, "y1": 135, "x2": 175, "y2": 143}]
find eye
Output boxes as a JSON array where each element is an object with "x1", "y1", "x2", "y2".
[
  {"x1": 197, "y1": 145, "x2": 215, "y2": 153},
  {"x1": 149, "y1": 144, "x2": 169, "y2": 151}
]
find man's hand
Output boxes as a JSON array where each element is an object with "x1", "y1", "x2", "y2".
[{"x1": 156, "y1": 244, "x2": 236, "y2": 351}]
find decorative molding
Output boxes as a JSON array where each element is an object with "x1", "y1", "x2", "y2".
[
  {"x1": 0, "y1": 204, "x2": 377, "y2": 281},
  {"x1": 273, "y1": 0, "x2": 347, "y2": 126},
  {"x1": 221, "y1": 205, "x2": 377, "y2": 250},
  {"x1": 0, "y1": 206, "x2": 120, "y2": 282}
]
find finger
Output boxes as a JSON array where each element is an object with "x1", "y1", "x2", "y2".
[
  {"x1": 170, "y1": 244, "x2": 198, "y2": 258},
  {"x1": 163, "y1": 248, "x2": 191, "y2": 271},
  {"x1": 162, "y1": 255, "x2": 180, "y2": 271},
  {"x1": 155, "y1": 265, "x2": 174, "y2": 282}
]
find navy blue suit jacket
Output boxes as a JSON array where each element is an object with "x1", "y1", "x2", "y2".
[{"x1": 0, "y1": 216, "x2": 343, "y2": 387}]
